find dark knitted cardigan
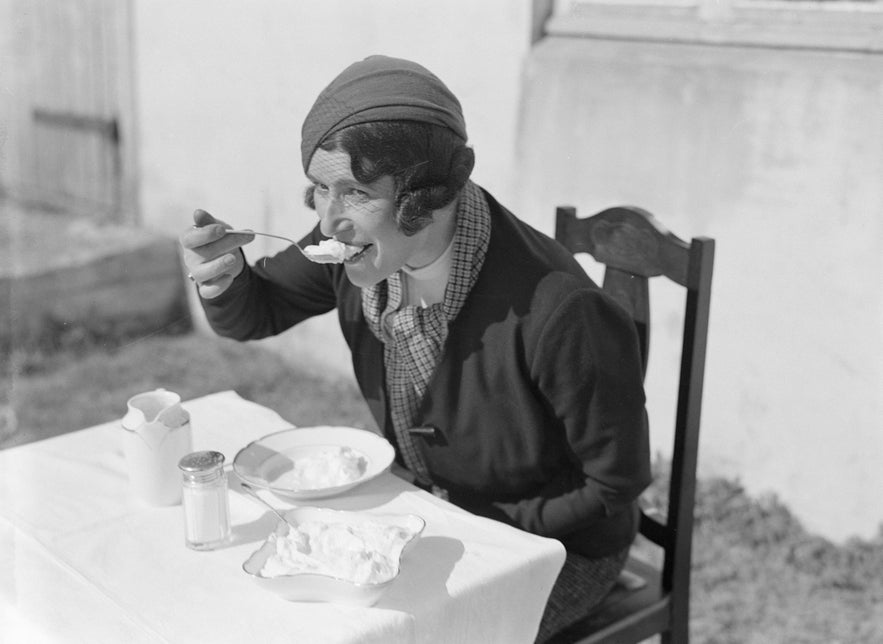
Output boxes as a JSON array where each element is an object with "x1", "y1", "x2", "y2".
[{"x1": 202, "y1": 187, "x2": 652, "y2": 558}]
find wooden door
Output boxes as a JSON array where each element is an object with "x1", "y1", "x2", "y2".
[{"x1": 19, "y1": 0, "x2": 135, "y2": 222}]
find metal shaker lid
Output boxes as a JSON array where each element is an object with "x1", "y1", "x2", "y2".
[{"x1": 178, "y1": 450, "x2": 225, "y2": 473}]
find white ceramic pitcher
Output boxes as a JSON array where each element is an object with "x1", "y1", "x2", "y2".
[{"x1": 121, "y1": 388, "x2": 193, "y2": 506}]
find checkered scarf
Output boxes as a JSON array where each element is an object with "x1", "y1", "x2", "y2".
[{"x1": 362, "y1": 180, "x2": 490, "y2": 485}]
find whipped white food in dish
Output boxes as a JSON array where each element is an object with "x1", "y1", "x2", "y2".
[
  {"x1": 279, "y1": 446, "x2": 367, "y2": 491},
  {"x1": 260, "y1": 519, "x2": 417, "y2": 584},
  {"x1": 302, "y1": 239, "x2": 362, "y2": 264}
]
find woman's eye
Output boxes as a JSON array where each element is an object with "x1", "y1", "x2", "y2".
[
  {"x1": 343, "y1": 188, "x2": 370, "y2": 206},
  {"x1": 313, "y1": 183, "x2": 330, "y2": 196}
]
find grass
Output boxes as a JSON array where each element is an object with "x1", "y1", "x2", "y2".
[
  {"x1": 2, "y1": 323, "x2": 376, "y2": 449},
  {"x1": 4, "y1": 325, "x2": 882, "y2": 642},
  {"x1": 688, "y1": 478, "x2": 883, "y2": 643}
]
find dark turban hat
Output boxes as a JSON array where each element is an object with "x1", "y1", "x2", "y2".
[{"x1": 300, "y1": 55, "x2": 468, "y2": 172}]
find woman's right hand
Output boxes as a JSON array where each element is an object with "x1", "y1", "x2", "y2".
[{"x1": 179, "y1": 209, "x2": 254, "y2": 299}]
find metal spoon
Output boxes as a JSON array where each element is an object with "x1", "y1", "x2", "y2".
[
  {"x1": 225, "y1": 228, "x2": 310, "y2": 258},
  {"x1": 227, "y1": 228, "x2": 359, "y2": 265},
  {"x1": 239, "y1": 481, "x2": 298, "y2": 531}
]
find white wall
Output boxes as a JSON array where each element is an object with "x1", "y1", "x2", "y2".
[
  {"x1": 133, "y1": 0, "x2": 534, "y2": 369},
  {"x1": 516, "y1": 37, "x2": 883, "y2": 543}
]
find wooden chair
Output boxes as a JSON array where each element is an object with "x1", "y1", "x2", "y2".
[{"x1": 550, "y1": 205, "x2": 715, "y2": 644}]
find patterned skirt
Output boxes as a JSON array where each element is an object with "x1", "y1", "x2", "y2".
[{"x1": 535, "y1": 546, "x2": 631, "y2": 643}]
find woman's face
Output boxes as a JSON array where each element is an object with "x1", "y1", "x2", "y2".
[{"x1": 307, "y1": 147, "x2": 432, "y2": 288}]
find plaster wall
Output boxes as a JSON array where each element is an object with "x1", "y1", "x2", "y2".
[{"x1": 516, "y1": 37, "x2": 883, "y2": 542}]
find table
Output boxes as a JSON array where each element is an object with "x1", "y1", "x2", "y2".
[{"x1": 1, "y1": 391, "x2": 565, "y2": 643}]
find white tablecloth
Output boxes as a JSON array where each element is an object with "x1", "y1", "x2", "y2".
[{"x1": 1, "y1": 391, "x2": 565, "y2": 644}]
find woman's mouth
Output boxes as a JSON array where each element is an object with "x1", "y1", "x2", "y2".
[{"x1": 344, "y1": 243, "x2": 372, "y2": 263}]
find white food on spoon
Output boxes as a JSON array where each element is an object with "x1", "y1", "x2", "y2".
[{"x1": 303, "y1": 239, "x2": 363, "y2": 264}]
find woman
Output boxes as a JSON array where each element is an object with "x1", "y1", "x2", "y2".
[{"x1": 180, "y1": 55, "x2": 651, "y2": 641}]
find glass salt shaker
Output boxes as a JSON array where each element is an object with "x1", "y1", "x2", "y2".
[{"x1": 178, "y1": 451, "x2": 231, "y2": 550}]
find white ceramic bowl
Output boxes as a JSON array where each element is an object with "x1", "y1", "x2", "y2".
[
  {"x1": 233, "y1": 427, "x2": 395, "y2": 500},
  {"x1": 242, "y1": 506, "x2": 425, "y2": 606}
]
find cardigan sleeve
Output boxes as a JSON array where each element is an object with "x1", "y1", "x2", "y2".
[
  {"x1": 200, "y1": 226, "x2": 339, "y2": 340},
  {"x1": 490, "y1": 287, "x2": 652, "y2": 538}
]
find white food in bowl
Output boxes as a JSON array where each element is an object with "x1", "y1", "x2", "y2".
[
  {"x1": 243, "y1": 507, "x2": 425, "y2": 606},
  {"x1": 281, "y1": 446, "x2": 367, "y2": 491},
  {"x1": 261, "y1": 519, "x2": 416, "y2": 584}
]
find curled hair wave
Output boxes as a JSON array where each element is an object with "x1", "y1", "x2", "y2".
[{"x1": 304, "y1": 121, "x2": 474, "y2": 236}]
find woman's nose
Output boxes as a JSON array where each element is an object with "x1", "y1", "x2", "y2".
[{"x1": 318, "y1": 196, "x2": 346, "y2": 237}]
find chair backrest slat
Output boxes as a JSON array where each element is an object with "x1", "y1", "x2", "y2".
[{"x1": 602, "y1": 267, "x2": 650, "y2": 376}]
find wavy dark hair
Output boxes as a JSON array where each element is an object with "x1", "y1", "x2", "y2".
[{"x1": 303, "y1": 121, "x2": 475, "y2": 236}]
